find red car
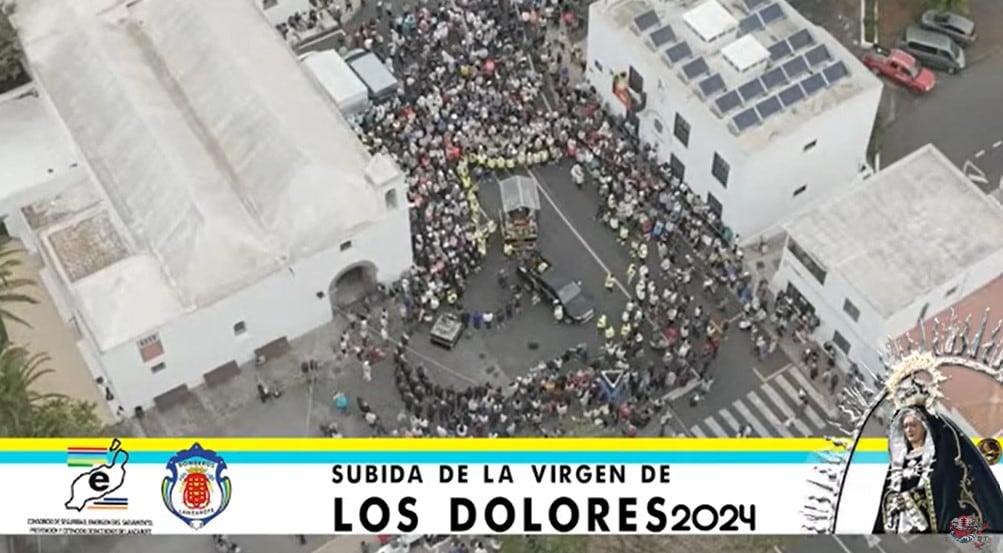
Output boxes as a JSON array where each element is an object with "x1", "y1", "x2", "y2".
[{"x1": 861, "y1": 48, "x2": 936, "y2": 93}]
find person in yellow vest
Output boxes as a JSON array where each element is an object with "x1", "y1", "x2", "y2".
[
  {"x1": 503, "y1": 242, "x2": 514, "y2": 257},
  {"x1": 517, "y1": 151, "x2": 527, "y2": 166},
  {"x1": 618, "y1": 225, "x2": 629, "y2": 243},
  {"x1": 596, "y1": 314, "x2": 607, "y2": 334},
  {"x1": 603, "y1": 325, "x2": 616, "y2": 343},
  {"x1": 446, "y1": 289, "x2": 458, "y2": 305},
  {"x1": 626, "y1": 263, "x2": 637, "y2": 284},
  {"x1": 536, "y1": 260, "x2": 549, "y2": 273},
  {"x1": 486, "y1": 220, "x2": 497, "y2": 234},
  {"x1": 486, "y1": 157, "x2": 497, "y2": 170},
  {"x1": 620, "y1": 323, "x2": 632, "y2": 339},
  {"x1": 477, "y1": 239, "x2": 487, "y2": 257},
  {"x1": 506, "y1": 157, "x2": 515, "y2": 170},
  {"x1": 604, "y1": 273, "x2": 616, "y2": 293}
]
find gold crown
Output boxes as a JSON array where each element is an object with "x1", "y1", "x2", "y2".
[{"x1": 883, "y1": 352, "x2": 947, "y2": 411}]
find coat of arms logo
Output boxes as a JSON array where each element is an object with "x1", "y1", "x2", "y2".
[{"x1": 162, "y1": 443, "x2": 232, "y2": 529}]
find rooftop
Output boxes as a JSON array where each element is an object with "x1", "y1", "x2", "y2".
[
  {"x1": 595, "y1": 0, "x2": 880, "y2": 147},
  {"x1": 785, "y1": 144, "x2": 1003, "y2": 318},
  {"x1": 0, "y1": 89, "x2": 80, "y2": 205},
  {"x1": 14, "y1": 0, "x2": 398, "y2": 351},
  {"x1": 898, "y1": 277, "x2": 1003, "y2": 436}
]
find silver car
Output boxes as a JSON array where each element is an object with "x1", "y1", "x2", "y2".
[{"x1": 920, "y1": 10, "x2": 977, "y2": 47}]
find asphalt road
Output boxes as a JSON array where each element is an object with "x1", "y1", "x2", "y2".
[
  {"x1": 786, "y1": 534, "x2": 972, "y2": 553},
  {"x1": 880, "y1": 0, "x2": 1003, "y2": 194}
]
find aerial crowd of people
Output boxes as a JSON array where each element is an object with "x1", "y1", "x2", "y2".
[{"x1": 320, "y1": 0, "x2": 835, "y2": 439}]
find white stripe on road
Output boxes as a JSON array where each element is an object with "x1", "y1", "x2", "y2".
[
  {"x1": 525, "y1": 172, "x2": 632, "y2": 298},
  {"x1": 745, "y1": 390, "x2": 793, "y2": 437},
  {"x1": 994, "y1": 140, "x2": 1003, "y2": 149},
  {"x1": 975, "y1": 149, "x2": 986, "y2": 158},
  {"x1": 702, "y1": 417, "x2": 728, "y2": 437},
  {"x1": 784, "y1": 369, "x2": 837, "y2": 418},
  {"x1": 773, "y1": 373, "x2": 827, "y2": 429},
  {"x1": 732, "y1": 399, "x2": 770, "y2": 437},
  {"x1": 760, "y1": 383, "x2": 812, "y2": 435},
  {"x1": 719, "y1": 409, "x2": 742, "y2": 433},
  {"x1": 831, "y1": 536, "x2": 854, "y2": 553},
  {"x1": 689, "y1": 425, "x2": 707, "y2": 437}
]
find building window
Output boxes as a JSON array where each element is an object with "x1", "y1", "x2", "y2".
[
  {"x1": 384, "y1": 189, "x2": 398, "y2": 210},
  {"x1": 711, "y1": 153, "x2": 729, "y2": 187},
  {"x1": 262, "y1": 0, "x2": 278, "y2": 8},
  {"x1": 843, "y1": 298, "x2": 860, "y2": 322},
  {"x1": 593, "y1": 60, "x2": 603, "y2": 72},
  {"x1": 137, "y1": 334, "x2": 164, "y2": 362},
  {"x1": 803, "y1": 139, "x2": 817, "y2": 152},
  {"x1": 945, "y1": 285, "x2": 958, "y2": 297},
  {"x1": 673, "y1": 114, "x2": 690, "y2": 146},
  {"x1": 233, "y1": 321, "x2": 247, "y2": 335},
  {"x1": 653, "y1": 118, "x2": 664, "y2": 134},
  {"x1": 793, "y1": 185, "x2": 807, "y2": 197},
  {"x1": 832, "y1": 331, "x2": 851, "y2": 354},
  {"x1": 340, "y1": 241, "x2": 352, "y2": 251},
  {"x1": 786, "y1": 238, "x2": 827, "y2": 285},
  {"x1": 669, "y1": 154, "x2": 686, "y2": 182},
  {"x1": 706, "y1": 192, "x2": 723, "y2": 218},
  {"x1": 150, "y1": 362, "x2": 166, "y2": 373},
  {"x1": 628, "y1": 66, "x2": 644, "y2": 92}
]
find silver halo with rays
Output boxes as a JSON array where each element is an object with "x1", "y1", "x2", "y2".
[{"x1": 801, "y1": 308, "x2": 1003, "y2": 533}]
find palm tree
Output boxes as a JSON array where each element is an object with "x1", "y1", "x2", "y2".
[
  {"x1": 0, "y1": 345, "x2": 59, "y2": 435},
  {"x1": 0, "y1": 237, "x2": 39, "y2": 345},
  {"x1": 0, "y1": 2, "x2": 24, "y2": 87}
]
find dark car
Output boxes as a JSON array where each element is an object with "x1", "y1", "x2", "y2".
[
  {"x1": 920, "y1": 10, "x2": 976, "y2": 47},
  {"x1": 518, "y1": 263, "x2": 596, "y2": 323},
  {"x1": 898, "y1": 25, "x2": 965, "y2": 74},
  {"x1": 429, "y1": 313, "x2": 465, "y2": 349}
]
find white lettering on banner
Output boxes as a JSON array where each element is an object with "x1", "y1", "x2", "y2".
[{"x1": 6, "y1": 463, "x2": 1003, "y2": 534}]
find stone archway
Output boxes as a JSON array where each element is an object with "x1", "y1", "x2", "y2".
[{"x1": 329, "y1": 261, "x2": 378, "y2": 311}]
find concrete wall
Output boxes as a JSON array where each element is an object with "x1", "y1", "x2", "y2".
[
  {"x1": 772, "y1": 237, "x2": 1003, "y2": 377},
  {"x1": 585, "y1": 5, "x2": 882, "y2": 239},
  {"x1": 88, "y1": 201, "x2": 412, "y2": 412}
]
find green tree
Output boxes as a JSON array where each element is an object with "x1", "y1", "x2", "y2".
[
  {"x1": 0, "y1": 345, "x2": 102, "y2": 436},
  {"x1": 929, "y1": 0, "x2": 969, "y2": 13},
  {"x1": 0, "y1": 1, "x2": 24, "y2": 86},
  {"x1": 0, "y1": 237, "x2": 39, "y2": 345}
]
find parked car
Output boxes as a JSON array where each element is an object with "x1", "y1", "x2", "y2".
[
  {"x1": 920, "y1": 10, "x2": 977, "y2": 47},
  {"x1": 517, "y1": 257, "x2": 595, "y2": 323},
  {"x1": 898, "y1": 25, "x2": 966, "y2": 74},
  {"x1": 860, "y1": 48, "x2": 936, "y2": 93},
  {"x1": 429, "y1": 313, "x2": 465, "y2": 349}
]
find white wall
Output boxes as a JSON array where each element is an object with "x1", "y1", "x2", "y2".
[
  {"x1": 90, "y1": 199, "x2": 411, "y2": 411},
  {"x1": 585, "y1": 6, "x2": 882, "y2": 239},
  {"x1": 772, "y1": 237, "x2": 1003, "y2": 377}
]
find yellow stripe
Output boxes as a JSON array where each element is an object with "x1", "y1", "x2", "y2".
[{"x1": 0, "y1": 438, "x2": 904, "y2": 452}]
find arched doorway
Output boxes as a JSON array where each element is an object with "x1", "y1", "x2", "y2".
[{"x1": 329, "y1": 262, "x2": 378, "y2": 311}]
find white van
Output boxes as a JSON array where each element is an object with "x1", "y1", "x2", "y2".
[
  {"x1": 299, "y1": 50, "x2": 371, "y2": 120},
  {"x1": 344, "y1": 49, "x2": 400, "y2": 103}
]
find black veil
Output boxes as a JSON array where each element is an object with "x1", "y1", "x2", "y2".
[{"x1": 873, "y1": 405, "x2": 1003, "y2": 533}]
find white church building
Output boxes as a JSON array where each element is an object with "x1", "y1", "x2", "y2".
[{"x1": 3, "y1": 0, "x2": 412, "y2": 414}]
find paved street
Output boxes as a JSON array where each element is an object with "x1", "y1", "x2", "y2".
[
  {"x1": 785, "y1": 534, "x2": 978, "y2": 553},
  {"x1": 879, "y1": 0, "x2": 1003, "y2": 195}
]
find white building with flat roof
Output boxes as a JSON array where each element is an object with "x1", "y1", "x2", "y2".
[
  {"x1": 586, "y1": 0, "x2": 884, "y2": 240},
  {"x1": 4, "y1": 0, "x2": 411, "y2": 414},
  {"x1": 772, "y1": 144, "x2": 1003, "y2": 376}
]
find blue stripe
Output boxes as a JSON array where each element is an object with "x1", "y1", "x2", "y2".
[
  {"x1": 94, "y1": 497, "x2": 128, "y2": 504},
  {"x1": 0, "y1": 451, "x2": 891, "y2": 464}
]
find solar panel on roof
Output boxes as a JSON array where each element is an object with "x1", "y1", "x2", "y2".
[
  {"x1": 739, "y1": 13, "x2": 764, "y2": 35},
  {"x1": 755, "y1": 95, "x2": 783, "y2": 119},
  {"x1": 823, "y1": 61, "x2": 850, "y2": 85},
  {"x1": 760, "y1": 67, "x2": 787, "y2": 89},
  {"x1": 738, "y1": 78, "x2": 766, "y2": 102},
  {"x1": 698, "y1": 74, "x2": 725, "y2": 96},
  {"x1": 683, "y1": 58, "x2": 709, "y2": 79},
  {"x1": 665, "y1": 41, "x2": 693, "y2": 63},
  {"x1": 733, "y1": 108, "x2": 761, "y2": 131},
  {"x1": 805, "y1": 45, "x2": 832, "y2": 66},
  {"x1": 743, "y1": 0, "x2": 768, "y2": 11},
  {"x1": 758, "y1": 3, "x2": 784, "y2": 24},
  {"x1": 801, "y1": 73, "x2": 826, "y2": 95},
  {"x1": 768, "y1": 40, "x2": 793, "y2": 61},
  {"x1": 778, "y1": 83, "x2": 805, "y2": 106},
  {"x1": 650, "y1": 25, "x2": 676, "y2": 47},
  {"x1": 788, "y1": 29, "x2": 815, "y2": 50},
  {"x1": 783, "y1": 56, "x2": 809, "y2": 79},
  {"x1": 634, "y1": 10, "x2": 660, "y2": 32},
  {"x1": 715, "y1": 90, "x2": 742, "y2": 113}
]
